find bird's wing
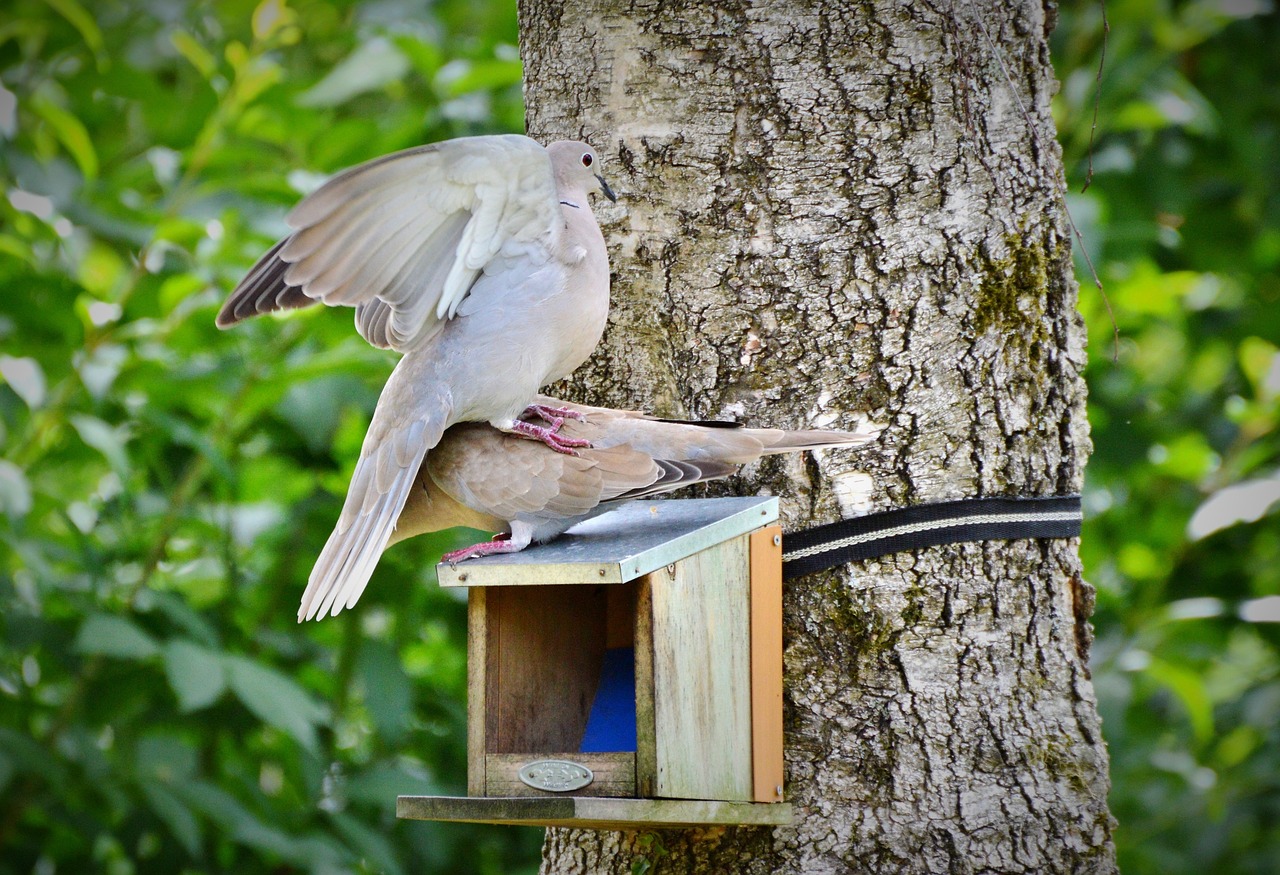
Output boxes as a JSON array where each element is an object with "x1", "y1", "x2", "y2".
[
  {"x1": 426, "y1": 424, "x2": 666, "y2": 524},
  {"x1": 217, "y1": 134, "x2": 560, "y2": 352}
]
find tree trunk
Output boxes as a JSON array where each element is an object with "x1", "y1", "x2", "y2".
[{"x1": 519, "y1": 0, "x2": 1117, "y2": 871}]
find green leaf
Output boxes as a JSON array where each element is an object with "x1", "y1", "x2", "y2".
[
  {"x1": 0, "y1": 728, "x2": 67, "y2": 785},
  {"x1": 329, "y1": 811, "x2": 404, "y2": 875},
  {"x1": 163, "y1": 639, "x2": 227, "y2": 712},
  {"x1": 1147, "y1": 657, "x2": 1215, "y2": 745},
  {"x1": 251, "y1": 0, "x2": 294, "y2": 43},
  {"x1": 297, "y1": 38, "x2": 409, "y2": 107},
  {"x1": 170, "y1": 30, "x2": 218, "y2": 80},
  {"x1": 69, "y1": 414, "x2": 131, "y2": 476},
  {"x1": 358, "y1": 641, "x2": 412, "y2": 744},
  {"x1": 0, "y1": 355, "x2": 47, "y2": 408},
  {"x1": 224, "y1": 655, "x2": 327, "y2": 752},
  {"x1": 75, "y1": 614, "x2": 160, "y2": 660},
  {"x1": 1239, "y1": 336, "x2": 1280, "y2": 401},
  {"x1": 38, "y1": 0, "x2": 105, "y2": 64},
  {"x1": 0, "y1": 460, "x2": 33, "y2": 519},
  {"x1": 30, "y1": 93, "x2": 99, "y2": 180},
  {"x1": 344, "y1": 761, "x2": 439, "y2": 806},
  {"x1": 170, "y1": 779, "x2": 257, "y2": 833},
  {"x1": 140, "y1": 781, "x2": 202, "y2": 856}
]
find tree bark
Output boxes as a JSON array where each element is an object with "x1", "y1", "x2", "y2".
[{"x1": 519, "y1": 1, "x2": 1117, "y2": 872}]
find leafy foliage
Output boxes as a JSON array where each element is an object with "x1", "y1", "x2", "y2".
[
  {"x1": 1, "y1": 0, "x2": 1276, "y2": 872},
  {"x1": 0, "y1": 0, "x2": 539, "y2": 872},
  {"x1": 1053, "y1": 2, "x2": 1280, "y2": 872}
]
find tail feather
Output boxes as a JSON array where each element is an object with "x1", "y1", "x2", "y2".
[
  {"x1": 754, "y1": 427, "x2": 877, "y2": 455},
  {"x1": 614, "y1": 458, "x2": 740, "y2": 502},
  {"x1": 297, "y1": 374, "x2": 452, "y2": 622}
]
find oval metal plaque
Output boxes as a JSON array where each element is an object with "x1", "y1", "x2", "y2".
[{"x1": 517, "y1": 759, "x2": 594, "y2": 793}]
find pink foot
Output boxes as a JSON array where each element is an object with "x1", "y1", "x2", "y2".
[
  {"x1": 510, "y1": 418, "x2": 591, "y2": 456},
  {"x1": 443, "y1": 533, "x2": 525, "y2": 564},
  {"x1": 522, "y1": 403, "x2": 586, "y2": 425}
]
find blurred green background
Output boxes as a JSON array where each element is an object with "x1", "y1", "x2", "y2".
[{"x1": 0, "y1": 1, "x2": 1276, "y2": 872}]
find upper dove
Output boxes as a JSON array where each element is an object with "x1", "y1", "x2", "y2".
[
  {"x1": 216, "y1": 135, "x2": 617, "y2": 622},
  {"x1": 295, "y1": 395, "x2": 877, "y2": 619}
]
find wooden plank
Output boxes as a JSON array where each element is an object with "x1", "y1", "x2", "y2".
[
  {"x1": 651, "y1": 535, "x2": 753, "y2": 801},
  {"x1": 488, "y1": 585, "x2": 608, "y2": 753},
  {"x1": 633, "y1": 575, "x2": 657, "y2": 797},
  {"x1": 749, "y1": 526, "x2": 785, "y2": 803},
  {"x1": 467, "y1": 587, "x2": 487, "y2": 797},
  {"x1": 484, "y1": 752, "x2": 635, "y2": 797},
  {"x1": 396, "y1": 795, "x2": 794, "y2": 829}
]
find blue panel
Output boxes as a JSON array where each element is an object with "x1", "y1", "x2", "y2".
[{"x1": 579, "y1": 647, "x2": 637, "y2": 752}]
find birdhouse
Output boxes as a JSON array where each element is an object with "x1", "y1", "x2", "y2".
[{"x1": 397, "y1": 496, "x2": 793, "y2": 829}]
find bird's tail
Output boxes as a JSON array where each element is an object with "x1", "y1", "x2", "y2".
[
  {"x1": 297, "y1": 372, "x2": 453, "y2": 622},
  {"x1": 549, "y1": 404, "x2": 877, "y2": 467},
  {"x1": 752, "y1": 426, "x2": 877, "y2": 457}
]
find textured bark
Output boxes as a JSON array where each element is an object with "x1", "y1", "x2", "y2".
[{"x1": 519, "y1": 0, "x2": 1116, "y2": 872}]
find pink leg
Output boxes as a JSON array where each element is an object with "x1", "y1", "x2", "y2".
[
  {"x1": 523, "y1": 403, "x2": 587, "y2": 424},
  {"x1": 442, "y1": 533, "x2": 527, "y2": 564},
  {"x1": 510, "y1": 418, "x2": 591, "y2": 455}
]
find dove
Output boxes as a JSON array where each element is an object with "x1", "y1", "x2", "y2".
[
  {"x1": 296, "y1": 396, "x2": 876, "y2": 619},
  {"x1": 216, "y1": 135, "x2": 617, "y2": 623}
]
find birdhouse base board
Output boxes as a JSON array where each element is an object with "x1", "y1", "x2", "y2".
[{"x1": 396, "y1": 795, "x2": 793, "y2": 829}]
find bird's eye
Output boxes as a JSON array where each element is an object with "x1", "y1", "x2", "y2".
[{"x1": 581, "y1": 153, "x2": 593, "y2": 168}]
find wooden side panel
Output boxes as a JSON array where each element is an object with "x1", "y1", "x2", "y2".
[
  {"x1": 749, "y1": 526, "x2": 785, "y2": 802},
  {"x1": 467, "y1": 587, "x2": 487, "y2": 797},
  {"x1": 633, "y1": 575, "x2": 657, "y2": 797},
  {"x1": 486, "y1": 585, "x2": 608, "y2": 754},
  {"x1": 651, "y1": 536, "x2": 753, "y2": 801},
  {"x1": 484, "y1": 752, "x2": 635, "y2": 797}
]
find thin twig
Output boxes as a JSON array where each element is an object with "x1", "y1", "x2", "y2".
[{"x1": 1081, "y1": 0, "x2": 1109, "y2": 193}]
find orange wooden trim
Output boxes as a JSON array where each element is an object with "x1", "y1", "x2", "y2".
[{"x1": 749, "y1": 525, "x2": 785, "y2": 803}]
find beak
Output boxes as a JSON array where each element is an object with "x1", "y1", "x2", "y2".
[{"x1": 595, "y1": 174, "x2": 617, "y2": 203}]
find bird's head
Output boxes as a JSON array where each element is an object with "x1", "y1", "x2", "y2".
[{"x1": 547, "y1": 140, "x2": 617, "y2": 203}]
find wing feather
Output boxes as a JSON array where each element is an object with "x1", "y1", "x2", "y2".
[{"x1": 219, "y1": 134, "x2": 558, "y2": 351}]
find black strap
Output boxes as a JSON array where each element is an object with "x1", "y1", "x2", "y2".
[{"x1": 782, "y1": 495, "x2": 1082, "y2": 580}]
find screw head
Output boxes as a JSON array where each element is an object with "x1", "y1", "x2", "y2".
[{"x1": 773, "y1": 534, "x2": 781, "y2": 546}]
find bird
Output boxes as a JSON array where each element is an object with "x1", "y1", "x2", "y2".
[
  {"x1": 296, "y1": 395, "x2": 877, "y2": 620},
  {"x1": 216, "y1": 134, "x2": 617, "y2": 623}
]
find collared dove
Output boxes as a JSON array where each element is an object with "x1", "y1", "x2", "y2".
[
  {"x1": 297, "y1": 395, "x2": 876, "y2": 619},
  {"x1": 217, "y1": 134, "x2": 617, "y2": 622}
]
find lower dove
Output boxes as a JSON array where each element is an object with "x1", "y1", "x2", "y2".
[
  {"x1": 298, "y1": 396, "x2": 876, "y2": 620},
  {"x1": 216, "y1": 135, "x2": 616, "y2": 622}
]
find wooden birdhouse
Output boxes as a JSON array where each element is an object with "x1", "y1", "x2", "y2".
[{"x1": 397, "y1": 496, "x2": 793, "y2": 829}]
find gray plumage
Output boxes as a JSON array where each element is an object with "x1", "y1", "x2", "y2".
[
  {"x1": 371, "y1": 396, "x2": 878, "y2": 613},
  {"x1": 215, "y1": 135, "x2": 616, "y2": 622}
]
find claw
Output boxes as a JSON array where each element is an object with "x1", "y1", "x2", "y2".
[
  {"x1": 522, "y1": 403, "x2": 587, "y2": 424},
  {"x1": 443, "y1": 533, "x2": 521, "y2": 564},
  {"x1": 510, "y1": 418, "x2": 591, "y2": 455}
]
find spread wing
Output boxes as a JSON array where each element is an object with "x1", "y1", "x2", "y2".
[{"x1": 217, "y1": 134, "x2": 560, "y2": 352}]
